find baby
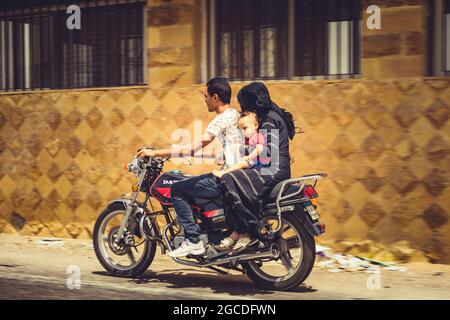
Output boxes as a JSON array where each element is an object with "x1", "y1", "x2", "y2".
[{"x1": 212, "y1": 112, "x2": 269, "y2": 178}]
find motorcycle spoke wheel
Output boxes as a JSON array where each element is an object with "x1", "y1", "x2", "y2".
[
  {"x1": 249, "y1": 217, "x2": 304, "y2": 281},
  {"x1": 97, "y1": 210, "x2": 148, "y2": 271}
]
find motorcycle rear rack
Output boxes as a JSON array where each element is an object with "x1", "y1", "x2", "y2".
[
  {"x1": 264, "y1": 197, "x2": 313, "y2": 211},
  {"x1": 272, "y1": 173, "x2": 327, "y2": 234}
]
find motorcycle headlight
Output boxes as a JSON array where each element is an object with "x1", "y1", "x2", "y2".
[{"x1": 127, "y1": 157, "x2": 144, "y2": 178}]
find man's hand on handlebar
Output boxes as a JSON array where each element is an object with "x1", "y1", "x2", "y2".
[{"x1": 136, "y1": 147, "x2": 157, "y2": 158}]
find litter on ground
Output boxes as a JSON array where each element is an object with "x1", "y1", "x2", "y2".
[
  {"x1": 36, "y1": 238, "x2": 64, "y2": 247},
  {"x1": 315, "y1": 243, "x2": 407, "y2": 273}
]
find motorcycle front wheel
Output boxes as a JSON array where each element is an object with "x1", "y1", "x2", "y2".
[
  {"x1": 242, "y1": 212, "x2": 316, "y2": 291},
  {"x1": 93, "y1": 202, "x2": 156, "y2": 277}
]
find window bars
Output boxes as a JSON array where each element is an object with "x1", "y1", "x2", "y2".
[
  {"x1": 0, "y1": 0, "x2": 146, "y2": 91},
  {"x1": 213, "y1": 0, "x2": 360, "y2": 81}
]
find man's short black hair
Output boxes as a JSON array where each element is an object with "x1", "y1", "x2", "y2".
[{"x1": 206, "y1": 77, "x2": 231, "y2": 104}]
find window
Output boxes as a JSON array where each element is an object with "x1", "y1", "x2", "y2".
[
  {"x1": 429, "y1": 0, "x2": 450, "y2": 75},
  {"x1": 206, "y1": 0, "x2": 360, "y2": 81},
  {"x1": 0, "y1": 0, "x2": 146, "y2": 92},
  {"x1": 295, "y1": 0, "x2": 360, "y2": 77},
  {"x1": 215, "y1": 0, "x2": 289, "y2": 80}
]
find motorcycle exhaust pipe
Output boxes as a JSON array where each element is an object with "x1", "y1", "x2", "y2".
[{"x1": 173, "y1": 251, "x2": 276, "y2": 268}]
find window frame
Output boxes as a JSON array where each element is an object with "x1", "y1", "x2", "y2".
[
  {"x1": 429, "y1": 0, "x2": 450, "y2": 76},
  {"x1": 208, "y1": 0, "x2": 291, "y2": 81},
  {"x1": 0, "y1": 0, "x2": 147, "y2": 92},
  {"x1": 204, "y1": 0, "x2": 361, "y2": 82},
  {"x1": 292, "y1": 0, "x2": 361, "y2": 80},
  {"x1": 444, "y1": 0, "x2": 450, "y2": 74}
]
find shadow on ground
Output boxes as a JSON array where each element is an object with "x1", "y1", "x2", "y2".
[{"x1": 92, "y1": 269, "x2": 317, "y2": 297}]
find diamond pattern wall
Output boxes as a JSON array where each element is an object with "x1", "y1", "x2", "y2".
[{"x1": 0, "y1": 78, "x2": 449, "y2": 262}]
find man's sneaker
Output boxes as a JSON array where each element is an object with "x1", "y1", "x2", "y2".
[{"x1": 169, "y1": 239, "x2": 206, "y2": 258}]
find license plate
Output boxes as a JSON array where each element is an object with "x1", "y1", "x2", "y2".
[{"x1": 306, "y1": 205, "x2": 320, "y2": 220}]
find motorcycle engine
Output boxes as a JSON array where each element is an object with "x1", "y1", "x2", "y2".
[{"x1": 173, "y1": 235, "x2": 185, "y2": 249}]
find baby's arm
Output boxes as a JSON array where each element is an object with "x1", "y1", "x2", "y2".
[
  {"x1": 192, "y1": 150, "x2": 215, "y2": 159},
  {"x1": 226, "y1": 159, "x2": 250, "y2": 172},
  {"x1": 244, "y1": 144, "x2": 264, "y2": 162}
]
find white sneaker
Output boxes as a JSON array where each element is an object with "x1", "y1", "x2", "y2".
[{"x1": 169, "y1": 239, "x2": 206, "y2": 258}]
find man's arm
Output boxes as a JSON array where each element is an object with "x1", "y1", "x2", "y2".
[
  {"x1": 192, "y1": 146, "x2": 224, "y2": 159},
  {"x1": 221, "y1": 143, "x2": 263, "y2": 173},
  {"x1": 137, "y1": 132, "x2": 215, "y2": 158}
]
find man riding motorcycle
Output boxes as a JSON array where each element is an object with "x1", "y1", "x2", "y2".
[
  {"x1": 136, "y1": 77, "x2": 241, "y2": 258},
  {"x1": 93, "y1": 78, "x2": 327, "y2": 290}
]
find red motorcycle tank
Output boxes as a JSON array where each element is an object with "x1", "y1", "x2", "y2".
[
  {"x1": 149, "y1": 170, "x2": 190, "y2": 204},
  {"x1": 150, "y1": 171, "x2": 228, "y2": 231}
]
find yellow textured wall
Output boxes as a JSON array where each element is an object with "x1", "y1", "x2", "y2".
[
  {"x1": 0, "y1": 1, "x2": 449, "y2": 263},
  {"x1": 0, "y1": 78, "x2": 449, "y2": 262}
]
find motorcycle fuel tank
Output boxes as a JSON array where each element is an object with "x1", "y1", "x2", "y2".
[{"x1": 149, "y1": 170, "x2": 190, "y2": 204}]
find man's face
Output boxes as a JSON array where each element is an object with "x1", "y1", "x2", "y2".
[{"x1": 204, "y1": 88, "x2": 217, "y2": 112}]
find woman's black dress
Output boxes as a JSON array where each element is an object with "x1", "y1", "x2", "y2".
[{"x1": 220, "y1": 109, "x2": 291, "y2": 235}]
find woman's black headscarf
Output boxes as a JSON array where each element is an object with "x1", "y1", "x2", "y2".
[{"x1": 237, "y1": 82, "x2": 296, "y2": 140}]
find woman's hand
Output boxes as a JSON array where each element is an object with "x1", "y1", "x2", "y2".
[
  {"x1": 136, "y1": 148, "x2": 156, "y2": 158},
  {"x1": 212, "y1": 169, "x2": 226, "y2": 178}
]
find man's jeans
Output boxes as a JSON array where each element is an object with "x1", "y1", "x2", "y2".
[{"x1": 170, "y1": 173, "x2": 221, "y2": 243}]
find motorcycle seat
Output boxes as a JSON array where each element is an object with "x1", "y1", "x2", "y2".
[{"x1": 267, "y1": 180, "x2": 302, "y2": 200}]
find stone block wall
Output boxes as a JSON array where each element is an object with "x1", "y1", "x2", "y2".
[
  {"x1": 361, "y1": 0, "x2": 429, "y2": 78},
  {"x1": 146, "y1": 0, "x2": 433, "y2": 81},
  {"x1": 147, "y1": 0, "x2": 197, "y2": 86}
]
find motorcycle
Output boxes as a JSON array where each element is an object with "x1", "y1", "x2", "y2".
[{"x1": 93, "y1": 150, "x2": 327, "y2": 291}]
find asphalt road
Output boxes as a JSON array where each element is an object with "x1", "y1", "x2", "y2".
[{"x1": 0, "y1": 234, "x2": 449, "y2": 300}]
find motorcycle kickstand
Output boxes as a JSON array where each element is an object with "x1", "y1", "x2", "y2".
[
  {"x1": 228, "y1": 265, "x2": 245, "y2": 274},
  {"x1": 207, "y1": 266, "x2": 229, "y2": 275}
]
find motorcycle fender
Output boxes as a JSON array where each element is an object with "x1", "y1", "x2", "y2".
[
  {"x1": 106, "y1": 198, "x2": 133, "y2": 209},
  {"x1": 105, "y1": 198, "x2": 162, "y2": 239},
  {"x1": 106, "y1": 198, "x2": 150, "y2": 218},
  {"x1": 293, "y1": 203, "x2": 323, "y2": 237}
]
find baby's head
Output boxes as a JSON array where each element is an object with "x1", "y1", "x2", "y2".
[{"x1": 238, "y1": 112, "x2": 259, "y2": 139}]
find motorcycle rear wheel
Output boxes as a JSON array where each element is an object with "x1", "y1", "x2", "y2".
[
  {"x1": 242, "y1": 212, "x2": 316, "y2": 291},
  {"x1": 93, "y1": 202, "x2": 156, "y2": 277}
]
